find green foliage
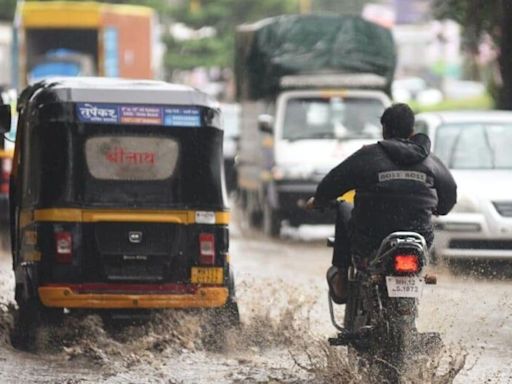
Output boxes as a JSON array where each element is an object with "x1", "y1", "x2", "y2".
[
  {"x1": 433, "y1": 0, "x2": 503, "y2": 50},
  {"x1": 410, "y1": 93, "x2": 494, "y2": 113},
  {"x1": 164, "y1": 0, "x2": 369, "y2": 72},
  {"x1": 311, "y1": 0, "x2": 364, "y2": 14},
  {"x1": 164, "y1": 34, "x2": 233, "y2": 70},
  {"x1": 165, "y1": 0, "x2": 300, "y2": 71},
  {"x1": 0, "y1": 0, "x2": 16, "y2": 21},
  {"x1": 171, "y1": 0, "x2": 299, "y2": 30},
  {"x1": 432, "y1": 0, "x2": 512, "y2": 109},
  {"x1": 433, "y1": 1, "x2": 501, "y2": 33}
]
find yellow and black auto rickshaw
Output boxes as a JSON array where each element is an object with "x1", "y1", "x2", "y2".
[{"x1": 4, "y1": 78, "x2": 238, "y2": 347}]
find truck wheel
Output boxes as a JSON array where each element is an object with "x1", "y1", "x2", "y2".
[
  {"x1": 237, "y1": 189, "x2": 248, "y2": 210},
  {"x1": 263, "y1": 201, "x2": 281, "y2": 237},
  {"x1": 245, "y1": 192, "x2": 262, "y2": 228},
  {"x1": 249, "y1": 211, "x2": 262, "y2": 228}
]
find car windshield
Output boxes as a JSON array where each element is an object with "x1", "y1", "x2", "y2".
[
  {"x1": 435, "y1": 123, "x2": 512, "y2": 169},
  {"x1": 282, "y1": 96, "x2": 385, "y2": 141}
]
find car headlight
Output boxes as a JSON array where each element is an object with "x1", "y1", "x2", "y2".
[{"x1": 451, "y1": 194, "x2": 479, "y2": 213}]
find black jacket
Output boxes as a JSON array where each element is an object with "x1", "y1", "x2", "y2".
[{"x1": 314, "y1": 134, "x2": 457, "y2": 256}]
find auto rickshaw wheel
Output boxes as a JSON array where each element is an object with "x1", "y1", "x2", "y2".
[
  {"x1": 11, "y1": 286, "x2": 63, "y2": 351},
  {"x1": 202, "y1": 298, "x2": 240, "y2": 351},
  {"x1": 202, "y1": 267, "x2": 240, "y2": 350},
  {"x1": 217, "y1": 298, "x2": 241, "y2": 327},
  {"x1": 0, "y1": 222, "x2": 10, "y2": 252},
  {"x1": 11, "y1": 293, "x2": 41, "y2": 351}
]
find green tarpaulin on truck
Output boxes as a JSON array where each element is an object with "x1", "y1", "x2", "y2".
[{"x1": 235, "y1": 14, "x2": 396, "y2": 100}]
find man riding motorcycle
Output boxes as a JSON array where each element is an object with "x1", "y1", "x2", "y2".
[{"x1": 306, "y1": 103, "x2": 457, "y2": 303}]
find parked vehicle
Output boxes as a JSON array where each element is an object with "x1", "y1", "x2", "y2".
[
  {"x1": 414, "y1": 111, "x2": 512, "y2": 264},
  {"x1": 235, "y1": 14, "x2": 394, "y2": 237},
  {"x1": 0, "y1": 95, "x2": 12, "y2": 227},
  {"x1": 28, "y1": 49, "x2": 95, "y2": 84},
  {"x1": 13, "y1": 1, "x2": 157, "y2": 89},
  {"x1": 327, "y1": 203, "x2": 439, "y2": 381},
  {"x1": 8, "y1": 78, "x2": 238, "y2": 349},
  {"x1": 0, "y1": 89, "x2": 15, "y2": 226}
]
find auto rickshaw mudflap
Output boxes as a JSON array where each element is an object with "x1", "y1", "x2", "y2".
[
  {"x1": 10, "y1": 78, "x2": 237, "y2": 314},
  {"x1": 37, "y1": 284, "x2": 230, "y2": 309},
  {"x1": 14, "y1": 263, "x2": 40, "y2": 303}
]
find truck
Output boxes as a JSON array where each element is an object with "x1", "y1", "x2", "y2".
[
  {"x1": 13, "y1": 1, "x2": 157, "y2": 89},
  {"x1": 235, "y1": 14, "x2": 396, "y2": 237}
]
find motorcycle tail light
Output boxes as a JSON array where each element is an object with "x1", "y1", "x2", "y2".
[
  {"x1": 394, "y1": 254, "x2": 420, "y2": 273},
  {"x1": 55, "y1": 231, "x2": 73, "y2": 263},
  {"x1": 199, "y1": 233, "x2": 216, "y2": 265}
]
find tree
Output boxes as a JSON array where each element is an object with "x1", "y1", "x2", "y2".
[
  {"x1": 164, "y1": 0, "x2": 300, "y2": 72},
  {"x1": 164, "y1": 0, "x2": 370, "y2": 72},
  {"x1": 311, "y1": 0, "x2": 365, "y2": 14},
  {"x1": 433, "y1": 0, "x2": 512, "y2": 109},
  {"x1": 0, "y1": 0, "x2": 16, "y2": 21}
]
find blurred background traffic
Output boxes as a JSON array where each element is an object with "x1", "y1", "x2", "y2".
[
  {"x1": 0, "y1": 0, "x2": 502, "y2": 104},
  {"x1": 0, "y1": 0, "x2": 509, "y2": 268},
  {"x1": 0, "y1": 0, "x2": 510, "y2": 266},
  {"x1": 0, "y1": 0, "x2": 500, "y2": 106}
]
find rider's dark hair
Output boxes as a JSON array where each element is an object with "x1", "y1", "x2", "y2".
[{"x1": 380, "y1": 103, "x2": 415, "y2": 139}]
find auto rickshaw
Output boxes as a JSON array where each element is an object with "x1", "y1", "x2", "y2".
[{"x1": 3, "y1": 77, "x2": 238, "y2": 348}]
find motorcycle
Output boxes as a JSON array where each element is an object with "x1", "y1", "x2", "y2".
[{"x1": 326, "y1": 203, "x2": 441, "y2": 383}]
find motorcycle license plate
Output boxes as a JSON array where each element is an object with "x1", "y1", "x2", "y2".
[{"x1": 385, "y1": 276, "x2": 424, "y2": 298}]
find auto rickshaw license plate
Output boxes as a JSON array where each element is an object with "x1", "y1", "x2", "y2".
[
  {"x1": 191, "y1": 267, "x2": 224, "y2": 284},
  {"x1": 385, "y1": 276, "x2": 424, "y2": 298}
]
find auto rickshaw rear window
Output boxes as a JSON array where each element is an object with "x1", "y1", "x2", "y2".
[{"x1": 85, "y1": 136, "x2": 179, "y2": 180}]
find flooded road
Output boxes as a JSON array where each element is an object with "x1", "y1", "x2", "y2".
[{"x1": 0, "y1": 221, "x2": 511, "y2": 383}]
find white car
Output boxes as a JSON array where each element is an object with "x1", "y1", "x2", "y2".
[{"x1": 415, "y1": 111, "x2": 512, "y2": 262}]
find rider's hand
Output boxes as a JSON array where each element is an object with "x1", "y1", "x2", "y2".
[{"x1": 305, "y1": 196, "x2": 316, "y2": 210}]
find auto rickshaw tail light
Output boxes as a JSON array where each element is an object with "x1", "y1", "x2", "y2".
[
  {"x1": 199, "y1": 233, "x2": 215, "y2": 265},
  {"x1": 55, "y1": 231, "x2": 73, "y2": 263}
]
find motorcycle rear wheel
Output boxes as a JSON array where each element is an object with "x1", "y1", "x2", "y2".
[{"x1": 372, "y1": 298, "x2": 417, "y2": 383}]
